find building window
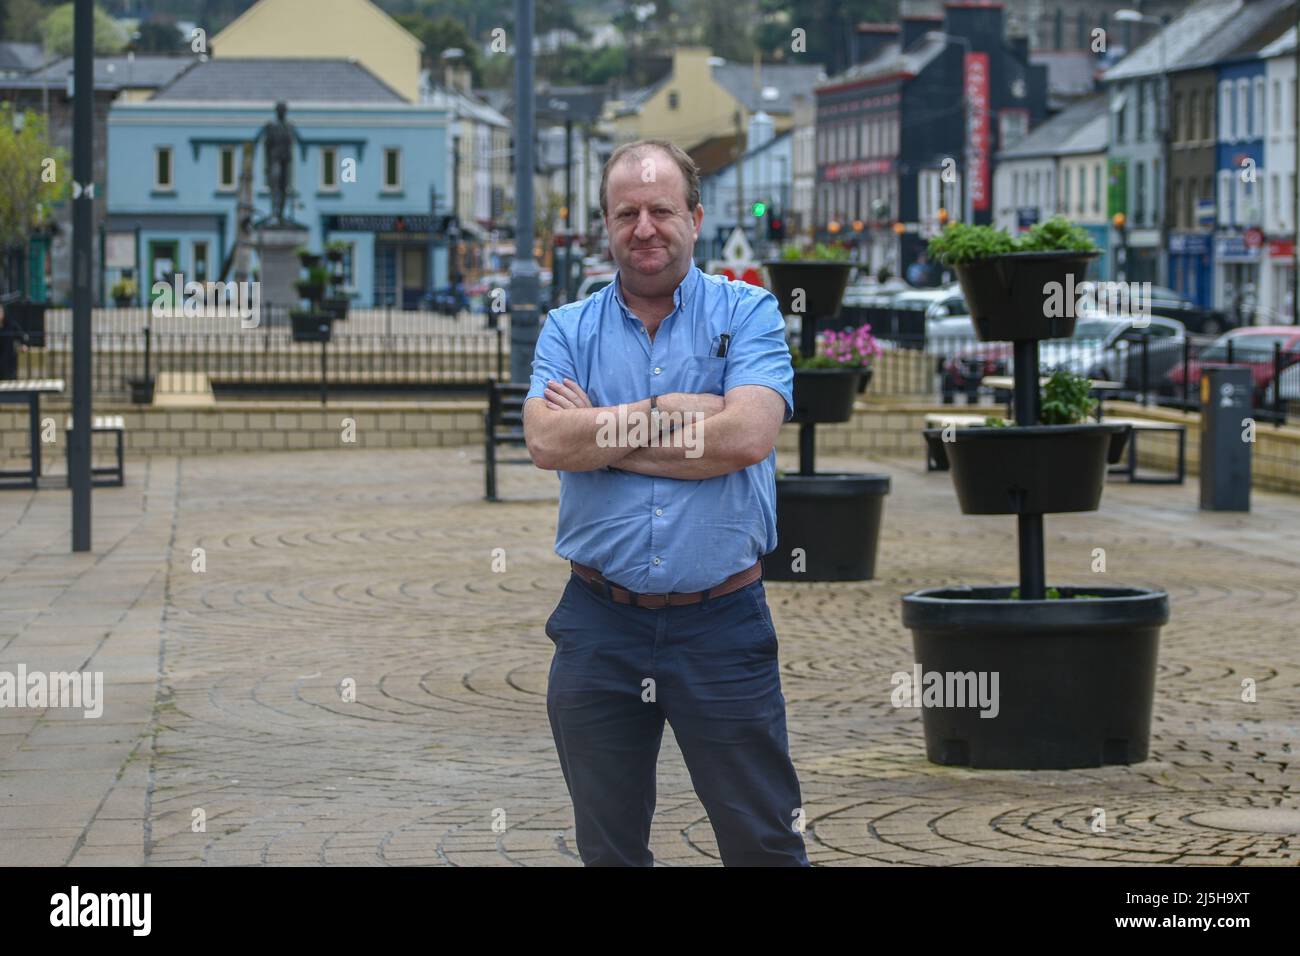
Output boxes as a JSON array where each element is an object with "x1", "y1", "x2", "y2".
[
  {"x1": 1272, "y1": 79, "x2": 1281, "y2": 138},
  {"x1": 1062, "y1": 166, "x2": 1071, "y2": 214},
  {"x1": 1272, "y1": 172, "x2": 1280, "y2": 223},
  {"x1": 668, "y1": 91, "x2": 679, "y2": 110},
  {"x1": 193, "y1": 241, "x2": 208, "y2": 282},
  {"x1": 1253, "y1": 77, "x2": 1265, "y2": 139},
  {"x1": 1236, "y1": 78, "x2": 1249, "y2": 140},
  {"x1": 1135, "y1": 161, "x2": 1146, "y2": 224},
  {"x1": 1220, "y1": 81, "x2": 1233, "y2": 141},
  {"x1": 1218, "y1": 169, "x2": 1232, "y2": 225},
  {"x1": 155, "y1": 146, "x2": 173, "y2": 190},
  {"x1": 1203, "y1": 87, "x2": 1212, "y2": 143},
  {"x1": 1113, "y1": 89, "x2": 1127, "y2": 143},
  {"x1": 383, "y1": 148, "x2": 402, "y2": 191},
  {"x1": 1172, "y1": 92, "x2": 1181, "y2": 142},
  {"x1": 1136, "y1": 81, "x2": 1146, "y2": 140},
  {"x1": 321, "y1": 147, "x2": 338, "y2": 191},
  {"x1": 1187, "y1": 91, "x2": 1198, "y2": 142},
  {"x1": 218, "y1": 146, "x2": 236, "y2": 191}
]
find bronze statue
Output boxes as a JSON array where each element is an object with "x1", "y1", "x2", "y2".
[{"x1": 256, "y1": 101, "x2": 299, "y2": 225}]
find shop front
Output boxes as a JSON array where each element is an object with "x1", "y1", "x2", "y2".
[
  {"x1": 1214, "y1": 233, "x2": 1262, "y2": 325},
  {"x1": 1167, "y1": 232, "x2": 1213, "y2": 309},
  {"x1": 1262, "y1": 239, "x2": 1296, "y2": 325}
]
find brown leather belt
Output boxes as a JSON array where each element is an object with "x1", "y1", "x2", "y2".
[{"x1": 570, "y1": 559, "x2": 762, "y2": 609}]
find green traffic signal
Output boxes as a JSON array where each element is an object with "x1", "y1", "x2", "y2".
[{"x1": 751, "y1": 201, "x2": 766, "y2": 217}]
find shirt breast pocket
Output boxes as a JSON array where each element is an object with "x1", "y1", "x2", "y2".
[{"x1": 680, "y1": 355, "x2": 727, "y2": 395}]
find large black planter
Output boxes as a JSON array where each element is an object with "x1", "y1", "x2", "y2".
[
  {"x1": 762, "y1": 260, "x2": 853, "y2": 319},
  {"x1": 856, "y1": 366, "x2": 874, "y2": 394},
  {"x1": 900, "y1": 586, "x2": 1169, "y2": 768},
  {"x1": 763, "y1": 474, "x2": 891, "y2": 581},
  {"x1": 923, "y1": 423, "x2": 1129, "y2": 514},
  {"x1": 127, "y1": 377, "x2": 155, "y2": 404},
  {"x1": 955, "y1": 251, "x2": 1097, "y2": 342},
  {"x1": 321, "y1": 296, "x2": 350, "y2": 321},
  {"x1": 792, "y1": 367, "x2": 861, "y2": 423},
  {"x1": 8, "y1": 301, "x2": 47, "y2": 348}
]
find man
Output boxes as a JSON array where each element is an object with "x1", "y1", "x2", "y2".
[{"x1": 523, "y1": 138, "x2": 808, "y2": 867}]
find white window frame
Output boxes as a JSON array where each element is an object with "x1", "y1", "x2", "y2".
[
  {"x1": 320, "y1": 146, "x2": 339, "y2": 192},
  {"x1": 382, "y1": 147, "x2": 402, "y2": 192},
  {"x1": 155, "y1": 146, "x2": 174, "y2": 190},
  {"x1": 1236, "y1": 78, "x2": 1249, "y2": 140},
  {"x1": 1218, "y1": 169, "x2": 1232, "y2": 225},
  {"x1": 217, "y1": 145, "x2": 236, "y2": 191},
  {"x1": 1272, "y1": 79, "x2": 1281, "y2": 140}
]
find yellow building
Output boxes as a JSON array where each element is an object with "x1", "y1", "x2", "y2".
[
  {"x1": 606, "y1": 47, "x2": 824, "y2": 152},
  {"x1": 212, "y1": 0, "x2": 423, "y2": 103}
]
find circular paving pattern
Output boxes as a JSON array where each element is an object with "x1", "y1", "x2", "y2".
[{"x1": 138, "y1": 447, "x2": 1300, "y2": 866}]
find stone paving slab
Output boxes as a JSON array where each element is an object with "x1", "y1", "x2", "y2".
[{"x1": 0, "y1": 444, "x2": 1297, "y2": 866}]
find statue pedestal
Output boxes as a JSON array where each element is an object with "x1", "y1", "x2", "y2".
[{"x1": 257, "y1": 223, "x2": 309, "y2": 320}]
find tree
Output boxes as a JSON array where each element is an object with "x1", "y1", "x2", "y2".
[
  {"x1": 755, "y1": 0, "x2": 895, "y2": 77},
  {"x1": 3, "y1": 0, "x2": 50, "y2": 43},
  {"x1": 395, "y1": 12, "x2": 483, "y2": 86},
  {"x1": 39, "y1": 2, "x2": 127, "y2": 57},
  {"x1": 0, "y1": 105, "x2": 68, "y2": 295},
  {"x1": 132, "y1": 17, "x2": 184, "y2": 53}
]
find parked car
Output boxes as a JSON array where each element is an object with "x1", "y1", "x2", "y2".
[
  {"x1": 1141, "y1": 284, "x2": 1232, "y2": 335},
  {"x1": 924, "y1": 288, "x2": 968, "y2": 323},
  {"x1": 576, "y1": 272, "x2": 615, "y2": 300},
  {"x1": 1048, "y1": 314, "x2": 1187, "y2": 394},
  {"x1": 1165, "y1": 326, "x2": 1300, "y2": 404},
  {"x1": 422, "y1": 283, "x2": 470, "y2": 316}
]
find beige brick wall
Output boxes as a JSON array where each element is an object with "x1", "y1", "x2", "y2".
[{"x1": 4, "y1": 396, "x2": 1298, "y2": 495}]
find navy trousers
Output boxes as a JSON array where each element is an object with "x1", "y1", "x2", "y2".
[{"x1": 544, "y1": 570, "x2": 809, "y2": 866}]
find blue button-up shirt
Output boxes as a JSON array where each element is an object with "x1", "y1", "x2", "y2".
[{"x1": 526, "y1": 262, "x2": 794, "y2": 593}]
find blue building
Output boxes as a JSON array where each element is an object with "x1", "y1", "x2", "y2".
[
  {"x1": 698, "y1": 112, "x2": 793, "y2": 262},
  {"x1": 105, "y1": 58, "x2": 452, "y2": 308},
  {"x1": 1213, "y1": 56, "x2": 1268, "y2": 317}
]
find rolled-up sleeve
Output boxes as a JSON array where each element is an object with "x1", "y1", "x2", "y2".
[
  {"x1": 722, "y1": 288, "x2": 795, "y2": 422},
  {"x1": 525, "y1": 311, "x2": 578, "y2": 406}
]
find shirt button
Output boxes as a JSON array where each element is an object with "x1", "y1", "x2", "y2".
[
  {"x1": 655, "y1": 508, "x2": 663, "y2": 516},
  {"x1": 653, "y1": 367, "x2": 662, "y2": 375},
  {"x1": 652, "y1": 556, "x2": 662, "y2": 565}
]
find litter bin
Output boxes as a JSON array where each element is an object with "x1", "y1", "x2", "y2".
[{"x1": 1199, "y1": 365, "x2": 1252, "y2": 512}]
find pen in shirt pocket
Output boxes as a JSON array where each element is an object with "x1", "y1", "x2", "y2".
[{"x1": 716, "y1": 333, "x2": 730, "y2": 357}]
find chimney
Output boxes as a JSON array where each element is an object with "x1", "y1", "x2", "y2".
[
  {"x1": 901, "y1": 14, "x2": 944, "y2": 50},
  {"x1": 854, "y1": 22, "x2": 901, "y2": 66},
  {"x1": 748, "y1": 110, "x2": 774, "y2": 152},
  {"x1": 441, "y1": 47, "x2": 470, "y2": 94}
]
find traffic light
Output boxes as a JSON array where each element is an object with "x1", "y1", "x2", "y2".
[
  {"x1": 751, "y1": 200, "x2": 766, "y2": 218},
  {"x1": 766, "y1": 209, "x2": 785, "y2": 240}
]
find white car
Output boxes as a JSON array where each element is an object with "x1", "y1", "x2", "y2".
[{"x1": 576, "y1": 273, "x2": 615, "y2": 300}]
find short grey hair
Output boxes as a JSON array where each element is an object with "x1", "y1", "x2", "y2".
[{"x1": 599, "y1": 138, "x2": 700, "y2": 218}]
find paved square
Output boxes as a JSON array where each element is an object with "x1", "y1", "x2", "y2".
[{"x1": 1, "y1": 446, "x2": 1297, "y2": 865}]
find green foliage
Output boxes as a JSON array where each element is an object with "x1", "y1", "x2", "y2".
[
  {"x1": 132, "y1": 19, "x2": 185, "y2": 54},
  {"x1": 1008, "y1": 587, "x2": 1104, "y2": 600},
  {"x1": 3, "y1": 0, "x2": 48, "y2": 43},
  {"x1": 40, "y1": 3, "x2": 126, "y2": 57},
  {"x1": 1039, "y1": 369, "x2": 1097, "y2": 425},
  {"x1": 0, "y1": 104, "x2": 68, "y2": 252},
  {"x1": 983, "y1": 416, "x2": 1010, "y2": 427},
  {"x1": 779, "y1": 241, "x2": 848, "y2": 261},
  {"x1": 1015, "y1": 215, "x2": 1097, "y2": 254},
  {"x1": 927, "y1": 215, "x2": 1097, "y2": 265},
  {"x1": 111, "y1": 277, "x2": 136, "y2": 299}
]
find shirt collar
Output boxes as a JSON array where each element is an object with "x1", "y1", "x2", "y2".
[{"x1": 612, "y1": 261, "x2": 701, "y2": 319}]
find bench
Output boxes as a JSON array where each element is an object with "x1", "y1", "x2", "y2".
[
  {"x1": 1100, "y1": 416, "x2": 1187, "y2": 484},
  {"x1": 65, "y1": 415, "x2": 125, "y2": 488},
  {"x1": 484, "y1": 382, "x2": 531, "y2": 501}
]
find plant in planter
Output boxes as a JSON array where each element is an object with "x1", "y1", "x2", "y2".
[
  {"x1": 906, "y1": 218, "x2": 1168, "y2": 770},
  {"x1": 295, "y1": 264, "x2": 330, "y2": 300},
  {"x1": 111, "y1": 277, "x2": 137, "y2": 307},
  {"x1": 296, "y1": 245, "x2": 322, "y2": 269},
  {"x1": 928, "y1": 215, "x2": 1097, "y2": 342},
  {"x1": 324, "y1": 239, "x2": 348, "y2": 263},
  {"x1": 760, "y1": 246, "x2": 891, "y2": 583}
]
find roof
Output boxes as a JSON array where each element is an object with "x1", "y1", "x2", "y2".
[
  {"x1": 420, "y1": 75, "x2": 509, "y2": 127},
  {"x1": 1167, "y1": 0, "x2": 1294, "y2": 72},
  {"x1": 710, "y1": 62, "x2": 825, "y2": 114},
  {"x1": 700, "y1": 129, "x2": 793, "y2": 182},
  {"x1": 997, "y1": 93, "x2": 1110, "y2": 160},
  {"x1": 1259, "y1": 24, "x2": 1296, "y2": 55},
  {"x1": 0, "y1": 42, "x2": 43, "y2": 74},
  {"x1": 10, "y1": 53, "x2": 194, "y2": 90},
  {"x1": 150, "y1": 58, "x2": 406, "y2": 103},
  {"x1": 1103, "y1": 0, "x2": 1244, "y2": 81},
  {"x1": 817, "y1": 32, "x2": 947, "y2": 90},
  {"x1": 1031, "y1": 51, "x2": 1101, "y2": 98}
]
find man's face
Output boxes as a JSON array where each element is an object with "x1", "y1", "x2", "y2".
[{"x1": 604, "y1": 150, "x2": 703, "y2": 290}]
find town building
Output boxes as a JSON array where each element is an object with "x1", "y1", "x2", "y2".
[{"x1": 105, "y1": 58, "x2": 451, "y2": 308}]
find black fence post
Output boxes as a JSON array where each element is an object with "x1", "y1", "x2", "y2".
[
  {"x1": 1140, "y1": 334, "x2": 1150, "y2": 406},
  {"x1": 1274, "y1": 341, "x2": 1283, "y2": 427},
  {"x1": 1182, "y1": 337, "x2": 1191, "y2": 408},
  {"x1": 320, "y1": 338, "x2": 327, "y2": 406}
]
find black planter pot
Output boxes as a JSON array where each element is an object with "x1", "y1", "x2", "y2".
[
  {"x1": 955, "y1": 250, "x2": 1098, "y2": 342},
  {"x1": 762, "y1": 260, "x2": 853, "y2": 319},
  {"x1": 792, "y1": 367, "x2": 861, "y2": 423},
  {"x1": 923, "y1": 423, "x2": 1129, "y2": 514},
  {"x1": 855, "y1": 366, "x2": 874, "y2": 394},
  {"x1": 114, "y1": 296, "x2": 133, "y2": 307},
  {"x1": 298, "y1": 253, "x2": 322, "y2": 269},
  {"x1": 291, "y1": 312, "x2": 332, "y2": 343},
  {"x1": 127, "y1": 377, "x2": 155, "y2": 404},
  {"x1": 295, "y1": 281, "x2": 325, "y2": 300},
  {"x1": 321, "y1": 297, "x2": 350, "y2": 321},
  {"x1": 900, "y1": 585, "x2": 1169, "y2": 768},
  {"x1": 763, "y1": 473, "x2": 891, "y2": 581}
]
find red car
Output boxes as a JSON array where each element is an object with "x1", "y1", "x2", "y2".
[{"x1": 1164, "y1": 327, "x2": 1300, "y2": 403}]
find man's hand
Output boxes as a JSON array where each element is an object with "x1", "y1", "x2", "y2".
[{"x1": 544, "y1": 378, "x2": 593, "y2": 410}]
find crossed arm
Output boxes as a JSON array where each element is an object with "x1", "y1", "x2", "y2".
[{"x1": 523, "y1": 379, "x2": 786, "y2": 480}]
